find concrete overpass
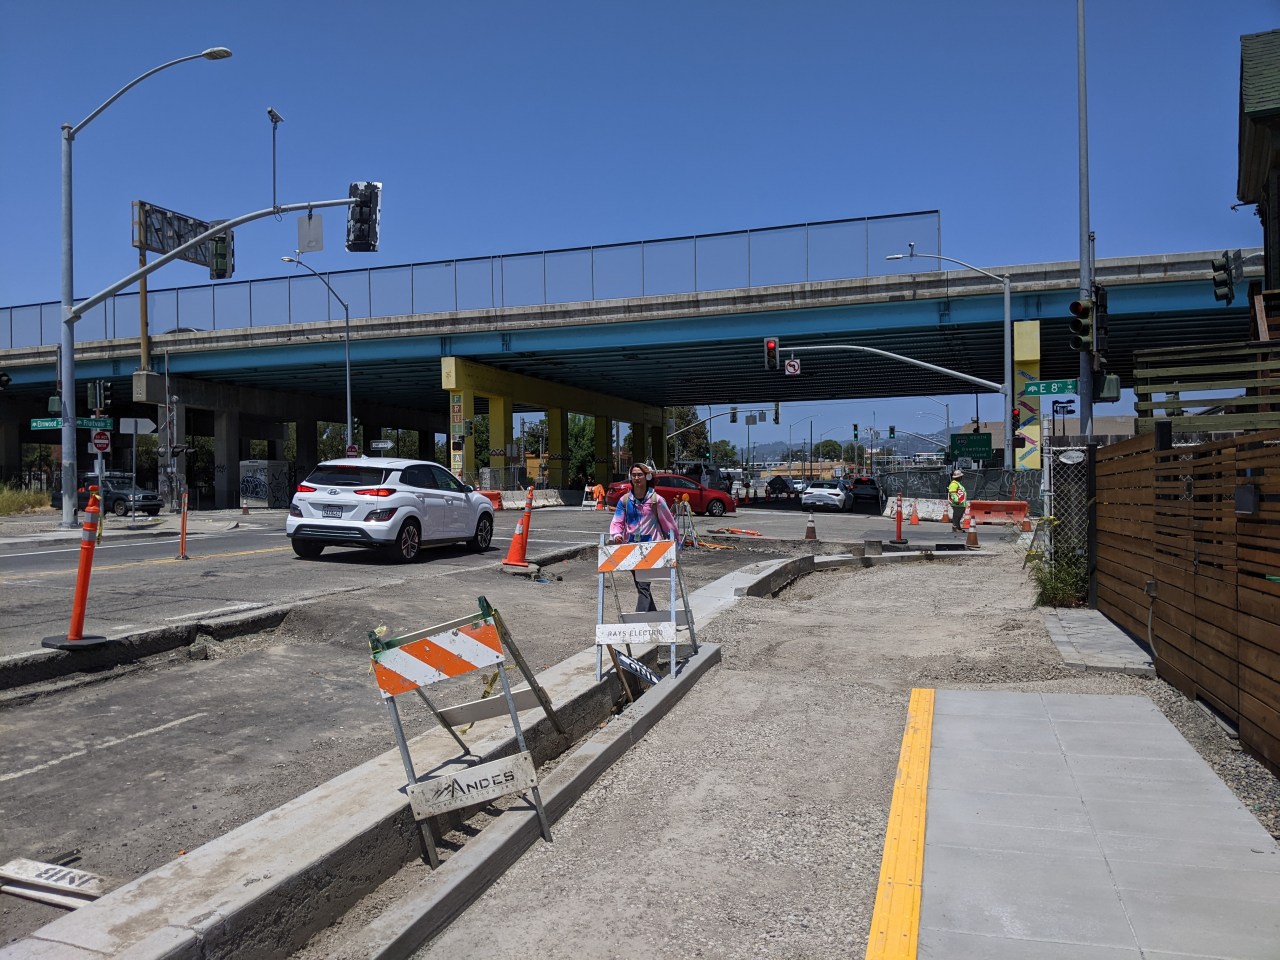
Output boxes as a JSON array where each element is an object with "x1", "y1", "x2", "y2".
[{"x1": 0, "y1": 249, "x2": 1259, "y2": 505}]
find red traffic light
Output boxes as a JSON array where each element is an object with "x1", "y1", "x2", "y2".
[
  {"x1": 1069, "y1": 298, "x2": 1093, "y2": 320},
  {"x1": 763, "y1": 337, "x2": 780, "y2": 370}
]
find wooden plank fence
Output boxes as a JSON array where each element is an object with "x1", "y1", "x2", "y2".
[{"x1": 1096, "y1": 427, "x2": 1280, "y2": 775}]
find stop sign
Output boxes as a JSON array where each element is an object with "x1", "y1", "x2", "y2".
[
  {"x1": 92, "y1": 430, "x2": 111, "y2": 452},
  {"x1": 346, "y1": 444, "x2": 359, "y2": 457}
]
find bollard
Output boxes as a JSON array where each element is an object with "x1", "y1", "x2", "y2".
[
  {"x1": 502, "y1": 485, "x2": 535, "y2": 567},
  {"x1": 890, "y1": 493, "x2": 908, "y2": 545},
  {"x1": 42, "y1": 494, "x2": 111, "y2": 649},
  {"x1": 177, "y1": 491, "x2": 190, "y2": 560}
]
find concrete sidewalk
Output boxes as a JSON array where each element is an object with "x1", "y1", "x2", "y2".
[{"x1": 918, "y1": 690, "x2": 1280, "y2": 959}]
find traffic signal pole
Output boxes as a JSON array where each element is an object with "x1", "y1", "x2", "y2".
[{"x1": 1077, "y1": 0, "x2": 1095, "y2": 434}]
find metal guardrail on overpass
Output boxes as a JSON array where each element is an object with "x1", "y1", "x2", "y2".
[{"x1": 1, "y1": 211, "x2": 941, "y2": 349}]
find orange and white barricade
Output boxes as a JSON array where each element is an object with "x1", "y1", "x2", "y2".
[
  {"x1": 596, "y1": 537, "x2": 697, "y2": 687},
  {"x1": 370, "y1": 596, "x2": 559, "y2": 866}
]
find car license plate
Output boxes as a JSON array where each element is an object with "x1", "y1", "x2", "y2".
[{"x1": 323, "y1": 505, "x2": 342, "y2": 519}]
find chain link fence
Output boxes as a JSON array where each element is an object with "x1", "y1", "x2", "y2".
[
  {"x1": 877, "y1": 467, "x2": 1045, "y2": 516},
  {"x1": 1042, "y1": 444, "x2": 1090, "y2": 567}
]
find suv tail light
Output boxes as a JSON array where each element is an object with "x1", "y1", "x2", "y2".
[
  {"x1": 354, "y1": 487, "x2": 396, "y2": 497},
  {"x1": 297, "y1": 483, "x2": 317, "y2": 493}
]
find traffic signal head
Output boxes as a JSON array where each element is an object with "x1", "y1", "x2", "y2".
[
  {"x1": 101, "y1": 381, "x2": 113, "y2": 407},
  {"x1": 464, "y1": 419, "x2": 474, "y2": 437},
  {"x1": 1011, "y1": 406, "x2": 1021, "y2": 430},
  {"x1": 209, "y1": 228, "x2": 234, "y2": 280},
  {"x1": 1210, "y1": 251, "x2": 1234, "y2": 304},
  {"x1": 763, "y1": 337, "x2": 780, "y2": 370},
  {"x1": 852, "y1": 422, "x2": 859, "y2": 440},
  {"x1": 730, "y1": 406, "x2": 738, "y2": 424},
  {"x1": 773, "y1": 401, "x2": 780, "y2": 425},
  {"x1": 888, "y1": 425, "x2": 895, "y2": 439},
  {"x1": 1069, "y1": 297, "x2": 1094, "y2": 352},
  {"x1": 346, "y1": 181, "x2": 382, "y2": 253}
]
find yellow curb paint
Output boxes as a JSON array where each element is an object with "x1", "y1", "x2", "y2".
[{"x1": 865, "y1": 687, "x2": 934, "y2": 960}]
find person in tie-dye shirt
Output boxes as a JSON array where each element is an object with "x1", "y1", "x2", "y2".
[{"x1": 608, "y1": 462, "x2": 679, "y2": 611}]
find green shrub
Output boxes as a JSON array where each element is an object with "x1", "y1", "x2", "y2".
[{"x1": 1029, "y1": 555, "x2": 1088, "y2": 607}]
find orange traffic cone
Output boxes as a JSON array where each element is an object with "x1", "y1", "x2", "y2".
[
  {"x1": 804, "y1": 512, "x2": 817, "y2": 541},
  {"x1": 595, "y1": 485, "x2": 606, "y2": 511},
  {"x1": 961, "y1": 503, "x2": 972, "y2": 530},
  {"x1": 966, "y1": 519, "x2": 980, "y2": 550},
  {"x1": 503, "y1": 486, "x2": 535, "y2": 567},
  {"x1": 909, "y1": 500, "x2": 919, "y2": 525}
]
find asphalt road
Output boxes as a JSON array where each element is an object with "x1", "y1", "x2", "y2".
[{"x1": 0, "y1": 500, "x2": 944, "y2": 946}]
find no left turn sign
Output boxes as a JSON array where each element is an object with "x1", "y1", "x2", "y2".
[{"x1": 784, "y1": 358, "x2": 801, "y2": 376}]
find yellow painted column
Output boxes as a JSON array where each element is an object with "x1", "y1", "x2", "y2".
[
  {"x1": 593, "y1": 417, "x2": 611, "y2": 483},
  {"x1": 1014, "y1": 320, "x2": 1042, "y2": 471},
  {"x1": 448, "y1": 389, "x2": 474, "y2": 481},
  {"x1": 488, "y1": 394, "x2": 511, "y2": 487},
  {"x1": 546, "y1": 407, "x2": 569, "y2": 488}
]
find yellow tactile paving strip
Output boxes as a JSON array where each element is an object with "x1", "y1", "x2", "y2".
[{"x1": 865, "y1": 687, "x2": 934, "y2": 960}]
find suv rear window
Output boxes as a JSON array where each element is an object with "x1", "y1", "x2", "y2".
[{"x1": 306, "y1": 465, "x2": 390, "y2": 486}]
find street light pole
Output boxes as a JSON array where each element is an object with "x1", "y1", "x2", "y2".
[
  {"x1": 887, "y1": 250, "x2": 1014, "y2": 468},
  {"x1": 282, "y1": 257, "x2": 353, "y2": 450},
  {"x1": 58, "y1": 47, "x2": 232, "y2": 527}
]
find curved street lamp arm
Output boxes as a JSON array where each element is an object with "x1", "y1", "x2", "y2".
[
  {"x1": 284, "y1": 259, "x2": 350, "y2": 313},
  {"x1": 70, "y1": 51, "x2": 220, "y2": 138}
]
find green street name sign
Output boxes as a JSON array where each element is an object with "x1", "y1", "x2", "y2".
[
  {"x1": 950, "y1": 432, "x2": 993, "y2": 460},
  {"x1": 1025, "y1": 379, "x2": 1079, "y2": 397},
  {"x1": 29, "y1": 417, "x2": 114, "y2": 430}
]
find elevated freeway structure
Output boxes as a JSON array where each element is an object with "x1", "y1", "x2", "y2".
[{"x1": 0, "y1": 248, "x2": 1258, "y2": 507}]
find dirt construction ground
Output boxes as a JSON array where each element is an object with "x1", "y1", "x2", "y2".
[{"x1": 296, "y1": 533, "x2": 1280, "y2": 960}]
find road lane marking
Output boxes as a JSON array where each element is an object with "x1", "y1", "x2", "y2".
[
  {"x1": 0, "y1": 712, "x2": 209, "y2": 784},
  {"x1": 164, "y1": 603, "x2": 264, "y2": 621},
  {"x1": 865, "y1": 687, "x2": 934, "y2": 960}
]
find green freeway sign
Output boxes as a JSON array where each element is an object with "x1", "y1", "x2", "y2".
[
  {"x1": 1025, "y1": 379, "x2": 1078, "y2": 397},
  {"x1": 950, "y1": 432, "x2": 993, "y2": 460},
  {"x1": 29, "y1": 417, "x2": 115, "y2": 430}
]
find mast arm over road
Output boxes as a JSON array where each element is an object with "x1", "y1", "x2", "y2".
[{"x1": 782, "y1": 344, "x2": 1003, "y2": 394}]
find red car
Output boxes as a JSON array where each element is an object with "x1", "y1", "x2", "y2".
[{"x1": 605, "y1": 473, "x2": 736, "y2": 517}]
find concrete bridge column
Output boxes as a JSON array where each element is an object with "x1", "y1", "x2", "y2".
[
  {"x1": 628, "y1": 422, "x2": 646, "y2": 468},
  {"x1": 361, "y1": 422, "x2": 386, "y2": 456},
  {"x1": 593, "y1": 417, "x2": 611, "y2": 484},
  {"x1": 295, "y1": 419, "x2": 318, "y2": 482},
  {"x1": 648, "y1": 424, "x2": 666, "y2": 468},
  {"x1": 0, "y1": 421, "x2": 19, "y2": 484},
  {"x1": 546, "y1": 407, "x2": 568, "y2": 488},
  {"x1": 487, "y1": 395, "x2": 511, "y2": 489},
  {"x1": 214, "y1": 409, "x2": 240, "y2": 510}
]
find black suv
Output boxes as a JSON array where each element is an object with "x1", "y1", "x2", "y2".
[{"x1": 51, "y1": 474, "x2": 164, "y2": 517}]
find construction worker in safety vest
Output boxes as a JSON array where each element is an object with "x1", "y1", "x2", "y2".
[{"x1": 947, "y1": 468, "x2": 967, "y2": 532}]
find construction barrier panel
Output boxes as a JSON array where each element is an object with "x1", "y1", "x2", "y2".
[
  {"x1": 968, "y1": 500, "x2": 1030, "y2": 525},
  {"x1": 881, "y1": 498, "x2": 950, "y2": 523},
  {"x1": 477, "y1": 490, "x2": 503, "y2": 510}
]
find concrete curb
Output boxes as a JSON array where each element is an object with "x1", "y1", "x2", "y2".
[{"x1": 361, "y1": 643, "x2": 723, "y2": 960}]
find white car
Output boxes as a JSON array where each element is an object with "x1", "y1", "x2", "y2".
[
  {"x1": 801, "y1": 480, "x2": 850, "y2": 512},
  {"x1": 286, "y1": 457, "x2": 495, "y2": 562}
]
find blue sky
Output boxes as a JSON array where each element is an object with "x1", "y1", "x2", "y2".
[{"x1": 1, "y1": 1, "x2": 1272, "y2": 453}]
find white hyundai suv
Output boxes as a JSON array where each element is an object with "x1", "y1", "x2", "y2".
[{"x1": 286, "y1": 458, "x2": 495, "y2": 562}]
